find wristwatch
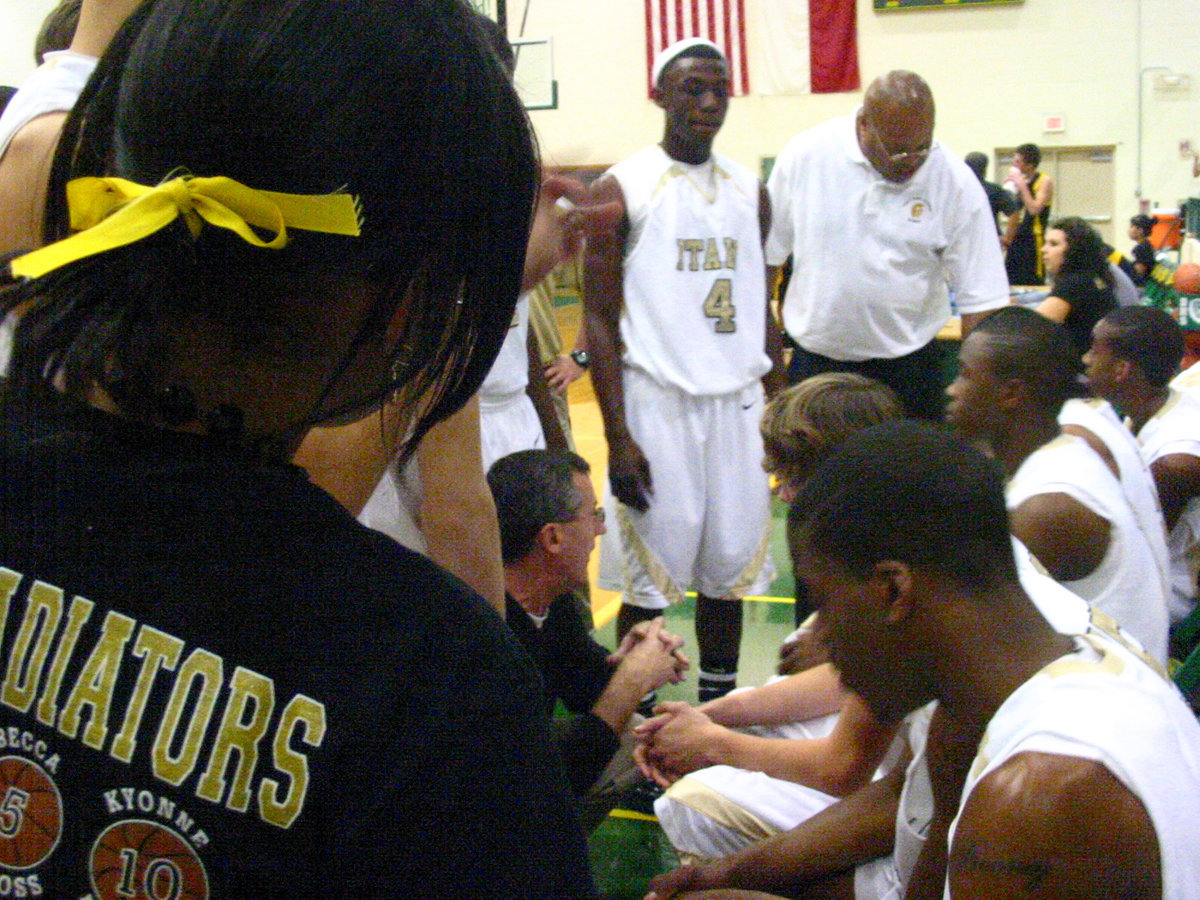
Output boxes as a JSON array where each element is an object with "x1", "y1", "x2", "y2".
[{"x1": 570, "y1": 349, "x2": 590, "y2": 369}]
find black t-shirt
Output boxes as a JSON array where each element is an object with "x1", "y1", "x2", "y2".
[
  {"x1": 506, "y1": 595, "x2": 619, "y2": 796},
  {"x1": 1132, "y1": 239, "x2": 1156, "y2": 286},
  {"x1": 1052, "y1": 270, "x2": 1118, "y2": 354},
  {"x1": 984, "y1": 179, "x2": 1018, "y2": 226},
  {"x1": 0, "y1": 388, "x2": 596, "y2": 898}
]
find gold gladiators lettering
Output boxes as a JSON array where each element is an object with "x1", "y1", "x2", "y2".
[{"x1": 0, "y1": 567, "x2": 327, "y2": 830}]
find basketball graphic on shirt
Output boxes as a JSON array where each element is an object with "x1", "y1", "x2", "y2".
[
  {"x1": 0, "y1": 755, "x2": 63, "y2": 869},
  {"x1": 91, "y1": 820, "x2": 209, "y2": 900}
]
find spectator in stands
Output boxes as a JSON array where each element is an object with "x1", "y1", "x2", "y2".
[
  {"x1": 1035, "y1": 216, "x2": 1118, "y2": 354},
  {"x1": 1002, "y1": 141, "x2": 1054, "y2": 285},
  {"x1": 1129, "y1": 213, "x2": 1157, "y2": 287},
  {"x1": 965, "y1": 150, "x2": 1017, "y2": 236}
]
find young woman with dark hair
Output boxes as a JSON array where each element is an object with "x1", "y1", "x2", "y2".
[
  {"x1": 0, "y1": 0, "x2": 595, "y2": 896},
  {"x1": 1036, "y1": 215, "x2": 1118, "y2": 354}
]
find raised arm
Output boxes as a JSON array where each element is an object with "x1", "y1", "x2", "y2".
[
  {"x1": 523, "y1": 172, "x2": 621, "y2": 292},
  {"x1": 1016, "y1": 170, "x2": 1053, "y2": 217},
  {"x1": 583, "y1": 174, "x2": 653, "y2": 511},
  {"x1": 0, "y1": 0, "x2": 144, "y2": 255},
  {"x1": 525, "y1": 322, "x2": 568, "y2": 451}
]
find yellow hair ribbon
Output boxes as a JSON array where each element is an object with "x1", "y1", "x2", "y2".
[{"x1": 10, "y1": 174, "x2": 362, "y2": 280}]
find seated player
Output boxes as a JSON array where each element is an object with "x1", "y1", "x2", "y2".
[
  {"x1": 945, "y1": 306, "x2": 1169, "y2": 661},
  {"x1": 646, "y1": 422, "x2": 1200, "y2": 900},
  {"x1": 1084, "y1": 306, "x2": 1200, "y2": 631},
  {"x1": 1057, "y1": 394, "x2": 1171, "y2": 596},
  {"x1": 636, "y1": 375, "x2": 906, "y2": 863}
]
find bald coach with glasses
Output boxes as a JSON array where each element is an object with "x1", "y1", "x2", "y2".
[{"x1": 765, "y1": 70, "x2": 1008, "y2": 420}]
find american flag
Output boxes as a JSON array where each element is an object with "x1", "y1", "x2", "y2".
[
  {"x1": 645, "y1": 0, "x2": 751, "y2": 97},
  {"x1": 645, "y1": 0, "x2": 860, "y2": 98}
]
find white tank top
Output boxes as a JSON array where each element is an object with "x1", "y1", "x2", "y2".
[
  {"x1": 479, "y1": 292, "x2": 531, "y2": 405},
  {"x1": 946, "y1": 633, "x2": 1200, "y2": 899},
  {"x1": 1007, "y1": 434, "x2": 1169, "y2": 663},
  {"x1": 1058, "y1": 397, "x2": 1171, "y2": 599},
  {"x1": 609, "y1": 145, "x2": 769, "y2": 395},
  {"x1": 1136, "y1": 388, "x2": 1200, "y2": 624},
  {"x1": 890, "y1": 553, "x2": 1158, "y2": 900}
]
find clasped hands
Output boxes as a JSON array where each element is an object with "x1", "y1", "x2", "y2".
[
  {"x1": 610, "y1": 616, "x2": 691, "y2": 692},
  {"x1": 633, "y1": 701, "x2": 727, "y2": 788}
]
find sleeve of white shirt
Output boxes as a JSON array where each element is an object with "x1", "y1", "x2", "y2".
[
  {"x1": 764, "y1": 140, "x2": 796, "y2": 267},
  {"x1": 941, "y1": 169, "x2": 1010, "y2": 316},
  {"x1": 0, "y1": 51, "x2": 98, "y2": 161}
]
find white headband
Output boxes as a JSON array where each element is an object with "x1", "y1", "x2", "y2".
[{"x1": 651, "y1": 37, "x2": 725, "y2": 89}]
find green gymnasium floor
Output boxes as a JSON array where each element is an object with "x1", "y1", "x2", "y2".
[{"x1": 586, "y1": 499, "x2": 798, "y2": 899}]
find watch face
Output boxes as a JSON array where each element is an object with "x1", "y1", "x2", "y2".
[{"x1": 571, "y1": 350, "x2": 590, "y2": 368}]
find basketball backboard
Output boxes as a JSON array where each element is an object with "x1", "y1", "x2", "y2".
[{"x1": 513, "y1": 37, "x2": 557, "y2": 110}]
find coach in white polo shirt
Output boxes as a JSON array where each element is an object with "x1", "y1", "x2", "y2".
[{"x1": 766, "y1": 70, "x2": 1008, "y2": 419}]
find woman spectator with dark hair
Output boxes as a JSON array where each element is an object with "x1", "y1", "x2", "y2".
[
  {"x1": 1035, "y1": 215, "x2": 1118, "y2": 354},
  {"x1": 0, "y1": 0, "x2": 596, "y2": 895},
  {"x1": 1129, "y1": 213, "x2": 1157, "y2": 286}
]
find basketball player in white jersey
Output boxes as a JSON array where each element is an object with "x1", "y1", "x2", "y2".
[
  {"x1": 945, "y1": 306, "x2": 1169, "y2": 662},
  {"x1": 645, "y1": 422, "x2": 1200, "y2": 900},
  {"x1": 1085, "y1": 306, "x2": 1200, "y2": 630},
  {"x1": 584, "y1": 37, "x2": 785, "y2": 703}
]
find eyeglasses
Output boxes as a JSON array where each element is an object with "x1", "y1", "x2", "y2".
[
  {"x1": 563, "y1": 505, "x2": 605, "y2": 525},
  {"x1": 863, "y1": 118, "x2": 931, "y2": 166}
]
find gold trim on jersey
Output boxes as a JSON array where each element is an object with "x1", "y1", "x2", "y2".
[
  {"x1": 650, "y1": 159, "x2": 741, "y2": 207},
  {"x1": 665, "y1": 775, "x2": 779, "y2": 848},
  {"x1": 970, "y1": 633, "x2": 1134, "y2": 780},
  {"x1": 616, "y1": 503, "x2": 685, "y2": 605},
  {"x1": 727, "y1": 521, "x2": 773, "y2": 599},
  {"x1": 613, "y1": 503, "x2": 771, "y2": 603}
]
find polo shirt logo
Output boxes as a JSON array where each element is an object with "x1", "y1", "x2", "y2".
[{"x1": 907, "y1": 199, "x2": 929, "y2": 222}]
